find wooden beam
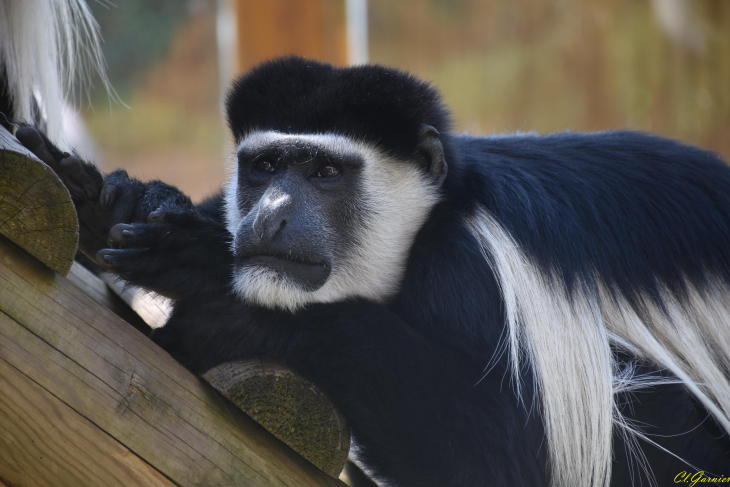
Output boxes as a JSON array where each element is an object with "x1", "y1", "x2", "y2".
[
  {"x1": 0, "y1": 356, "x2": 176, "y2": 487},
  {"x1": 0, "y1": 235, "x2": 345, "y2": 487},
  {"x1": 0, "y1": 126, "x2": 78, "y2": 275},
  {"x1": 66, "y1": 261, "x2": 152, "y2": 334}
]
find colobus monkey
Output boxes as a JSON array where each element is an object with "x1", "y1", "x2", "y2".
[{"x1": 17, "y1": 57, "x2": 730, "y2": 487}]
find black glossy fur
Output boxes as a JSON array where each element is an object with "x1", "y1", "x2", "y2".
[
  {"x1": 20, "y1": 58, "x2": 730, "y2": 486},
  {"x1": 226, "y1": 57, "x2": 452, "y2": 161}
]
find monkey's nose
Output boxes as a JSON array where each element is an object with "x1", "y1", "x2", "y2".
[{"x1": 253, "y1": 216, "x2": 287, "y2": 243}]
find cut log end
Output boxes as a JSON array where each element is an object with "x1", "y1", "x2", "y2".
[
  {"x1": 0, "y1": 127, "x2": 78, "y2": 275},
  {"x1": 204, "y1": 359, "x2": 350, "y2": 478}
]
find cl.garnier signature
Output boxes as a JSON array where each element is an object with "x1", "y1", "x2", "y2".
[{"x1": 675, "y1": 471, "x2": 730, "y2": 485}]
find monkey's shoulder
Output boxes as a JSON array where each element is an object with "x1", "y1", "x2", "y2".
[{"x1": 441, "y1": 130, "x2": 730, "y2": 306}]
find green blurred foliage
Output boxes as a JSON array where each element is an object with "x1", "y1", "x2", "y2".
[{"x1": 89, "y1": 0, "x2": 188, "y2": 100}]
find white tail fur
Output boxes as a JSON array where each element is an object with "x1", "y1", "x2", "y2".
[{"x1": 466, "y1": 204, "x2": 730, "y2": 487}]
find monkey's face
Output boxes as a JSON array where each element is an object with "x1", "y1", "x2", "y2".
[{"x1": 224, "y1": 131, "x2": 444, "y2": 312}]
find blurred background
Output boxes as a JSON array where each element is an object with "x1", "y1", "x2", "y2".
[{"x1": 78, "y1": 0, "x2": 730, "y2": 202}]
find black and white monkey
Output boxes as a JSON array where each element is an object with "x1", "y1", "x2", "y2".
[{"x1": 14, "y1": 57, "x2": 730, "y2": 486}]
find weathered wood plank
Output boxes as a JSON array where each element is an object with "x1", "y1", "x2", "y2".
[
  {"x1": 0, "y1": 126, "x2": 78, "y2": 275},
  {"x1": 0, "y1": 235, "x2": 344, "y2": 487},
  {"x1": 205, "y1": 360, "x2": 349, "y2": 477},
  {"x1": 66, "y1": 261, "x2": 151, "y2": 334},
  {"x1": 0, "y1": 356, "x2": 177, "y2": 487}
]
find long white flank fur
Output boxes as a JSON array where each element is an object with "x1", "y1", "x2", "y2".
[
  {"x1": 465, "y1": 205, "x2": 730, "y2": 487},
  {"x1": 0, "y1": 0, "x2": 112, "y2": 140},
  {"x1": 225, "y1": 131, "x2": 441, "y2": 311}
]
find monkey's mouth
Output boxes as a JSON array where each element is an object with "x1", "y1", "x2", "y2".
[{"x1": 235, "y1": 250, "x2": 331, "y2": 291}]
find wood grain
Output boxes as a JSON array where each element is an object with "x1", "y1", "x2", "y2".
[
  {"x1": 0, "y1": 235, "x2": 345, "y2": 487},
  {"x1": 205, "y1": 360, "x2": 349, "y2": 477},
  {"x1": 66, "y1": 262, "x2": 151, "y2": 334},
  {"x1": 0, "y1": 356, "x2": 176, "y2": 487},
  {"x1": 0, "y1": 126, "x2": 78, "y2": 275}
]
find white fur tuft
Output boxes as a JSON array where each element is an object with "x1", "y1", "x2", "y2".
[
  {"x1": 0, "y1": 0, "x2": 112, "y2": 141},
  {"x1": 465, "y1": 204, "x2": 730, "y2": 487}
]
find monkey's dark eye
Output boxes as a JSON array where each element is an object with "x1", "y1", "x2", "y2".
[
  {"x1": 316, "y1": 164, "x2": 340, "y2": 178},
  {"x1": 254, "y1": 160, "x2": 276, "y2": 173}
]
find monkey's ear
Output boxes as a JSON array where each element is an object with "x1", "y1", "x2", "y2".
[{"x1": 417, "y1": 124, "x2": 448, "y2": 187}]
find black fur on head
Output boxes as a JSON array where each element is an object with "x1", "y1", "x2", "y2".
[{"x1": 225, "y1": 56, "x2": 453, "y2": 160}]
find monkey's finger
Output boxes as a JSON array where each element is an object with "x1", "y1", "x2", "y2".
[
  {"x1": 59, "y1": 176, "x2": 88, "y2": 200},
  {"x1": 99, "y1": 169, "x2": 131, "y2": 212},
  {"x1": 96, "y1": 248, "x2": 149, "y2": 273},
  {"x1": 108, "y1": 183, "x2": 143, "y2": 227},
  {"x1": 94, "y1": 246, "x2": 197, "y2": 300},
  {"x1": 15, "y1": 126, "x2": 61, "y2": 170},
  {"x1": 100, "y1": 183, "x2": 118, "y2": 210},
  {"x1": 59, "y1": 155, "x2": 101, "y2": 201},
  {"x1": 108, "y1": 222, "x2": 185, "y2": 250},
  {"x1": 107, "y1": 223, "x2": 137, "y2": 249},
  {"x1": 147, "y1": 209, "x2": 203, "y2": 225},
  {"x1": 147, "y1": 210, "x2": 165, "y2": 223},
  {"x1": 96, "y1": 247, "x2": 173, "y2": 279}
]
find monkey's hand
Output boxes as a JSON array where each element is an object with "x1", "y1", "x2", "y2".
[
  {"x1": 15, "y1": 126, "x2": 196, "y2": 258},
  {"x1": 16, "y1": 126, "x2": 232, "y2": 299},
  {"x1": 98, "y1": 210, "x2": 234, "y2": 300}
]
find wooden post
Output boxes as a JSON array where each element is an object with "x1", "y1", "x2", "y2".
[
  {"x1": 205, "y1": 360, "x2": 350, "y2": 478},
  {"x1": 0, "y1": 126, "x2": 78, "y2": 275},
  {"x1": 235, "y1": 0, "x2": 347, "y2": 73}
]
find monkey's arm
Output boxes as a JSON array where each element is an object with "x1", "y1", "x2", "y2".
[
  {"x1": 15, "y1": 127, "x2": 233, "y2": 299},
  {"x1": 152, "y1": 295, "x2": 546, "y2": 487}
]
